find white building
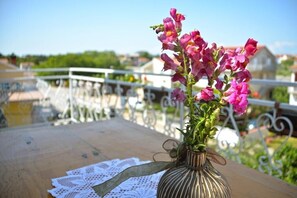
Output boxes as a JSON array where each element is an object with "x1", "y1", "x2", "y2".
[
  {"x1": 246, "y1": 46, "x2": 277, "y2": 98},
  {"x1": 136, "y1": 58, "x2": 173, "y2": 88}
]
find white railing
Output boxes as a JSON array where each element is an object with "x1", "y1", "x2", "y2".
[{"x1": 0, "y1": 68, "x2": 296, "y2": 179}]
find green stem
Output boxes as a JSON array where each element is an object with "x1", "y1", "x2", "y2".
[
  {"x1": 182, "y1": 52, "x2": 194, "y2": 121},
  {"x1": 182, "y1": 52, "x2": 196, "y2": 149}
]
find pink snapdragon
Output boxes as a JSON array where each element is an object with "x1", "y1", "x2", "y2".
[
  {"x1": 223, "y1": 39, "x2": 257, "y2": 73},
  {"x1": 158, "y1": 18, "x2": 178, "y2": 44},
  {"x1": 161, "y1": 53, "x2": 178, "y2": 71},
  {"x1": 170, "y1": 8, "x2": 185, "y2": 30},
  {"x1": 224, "y1": 48, "x2": 247, "y2": 71},
  {"x1": 195, "y1": 87, "x2": 215, "y2": 102},
  {"x1": 224, "y1": 79, "x2": 250, "y2": 114},
  {"x1": 191, "y1": 31, "x2": 204, "y2": 46},
  {"x1": 191, "y1": 61, "x2": 205, "y2": 81},
  {"x1": 215, "y1": 78, "x2": 224, "y2": 90},
  {"x1": 172, "y1": 73, "x2": 186, "y2": 85},
  {"x1": 179, "y1": 31, "x2": 207, "y2": 62},
  {"x1": 244, "y1": 38, "x2": 258, "y2": 56},
  {"x1": 235, "y1": 69, "x2": 252, "y2": 82},
  {"x1": 171, "y1": 88, "x2": 186, "y2": 102}
]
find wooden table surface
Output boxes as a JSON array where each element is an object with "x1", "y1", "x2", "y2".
[{"x1": 0, "y1": 118, "x2": 296, "y2": 198}]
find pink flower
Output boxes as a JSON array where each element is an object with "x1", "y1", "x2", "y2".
[
  {"x1": 201, "y1": 47, "x2": 216, "y2": 76},
  {"x1": 231, "y1": 93, "x2": 249, "y2": 114},
  {"x1": 191, "y1": 30, "x2": 206, "y2": 47},
  {"x1": 170, "y1": 8, "x2": 185, "y2": 23},
  {"x1": 218, "y1": 53, "x2": 228, "y2": 73},
  {"x1": 223, "y1": 39, "x2": 257, "y2": 73},
  {"x1": 215, "y1": 78, "x2": 223, "y2": 90},
  {"x1": 179, "y1": 34, "x2": 201, "y2": 62},
  {"x1": 224, "y1": 79, "x2": 250, "y2": 114},
  {"x1": 158, "y1": 18, "x2": 178, "y2": 44},
  {"x1": 186, "y1": 45, "x2": 201, "y2": 61},
  {"x1": 170, "y1": 8, "x2": 185, "y2": 30},
  {"x1": 195, "y1": 87, "x2": 214, "y2": 101},
  {"x1": 161, "y1": 53, "x2": 178, "y2": 71},
  {"x1": 171, "y1": 88, "x2": 186, "y2": 102},
  {"x1": 224, "y1": 49, "x2": 248, "y2": 71},
  {"x1": 235, "y1": 69, "x2": 252, "y2": 82},
  {"x1": 244, "y1": 38, "x2": 258, "y2": 56},
  {"x1": 172, "y1": 73, "x2": 186, "y2": 85},
  {"x1": 161, "y1": 43, "x2": 176, "y2": 50},
  {"x1": 191, "y1": 61, "x2": 206, "y2": 81},
  {"x1": 180, "y1": 33, "x2": 191, "y2": 48}
]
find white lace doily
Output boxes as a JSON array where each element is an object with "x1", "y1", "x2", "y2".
[{"x1": 48, "y1": 158, "x2": 165, "y2": 198}]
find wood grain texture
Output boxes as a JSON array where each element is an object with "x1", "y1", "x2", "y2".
[{"x1": 0, "y1": 118, "x2": 296, "y2": 198}]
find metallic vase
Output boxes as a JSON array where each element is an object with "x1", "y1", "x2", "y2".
[{"x1": 157, "y1": 149, "x2": 231, "y2": 198}]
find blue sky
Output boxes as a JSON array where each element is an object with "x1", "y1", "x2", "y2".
[{"x1": 0, "y1": 0, "x2": 297, "y2": 56}]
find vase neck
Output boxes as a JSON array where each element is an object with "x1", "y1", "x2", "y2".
[{"x1": 186, "y1": 149, "x2": 207, "y2": 170}]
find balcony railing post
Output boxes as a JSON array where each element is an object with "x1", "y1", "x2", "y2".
[
  {"x1": 69, "y1": 69, "x2": 74, "y2": 122},
  {"x1": 105, "y1": 71, "x2": 109, "y2": 80}
]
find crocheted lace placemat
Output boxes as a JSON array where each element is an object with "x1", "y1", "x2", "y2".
[{"x1": 48, "y1": 158, "x2": 164, "y2": 197}]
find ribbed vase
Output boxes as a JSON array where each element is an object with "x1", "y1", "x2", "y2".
[{"x1": 157, "y1": 149, "x2": 231, "y2": 198}]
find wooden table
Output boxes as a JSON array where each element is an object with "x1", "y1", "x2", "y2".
[{"x1": 0, "y1": 118, "x2": 296, "y2": 197}]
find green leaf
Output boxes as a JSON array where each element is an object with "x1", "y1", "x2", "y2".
[
  {"x1": 224, "y1": 74, "x2": 228, "y2": 83},
  {"x1": 224, "y1": 83, "x2": 231, "y2": 91},
  {"x1": 176, "y1": 128, "x2": 186, "y2": 136},
  {"x1": 213, "y1": 88, "x2": 221, "y2": 95}
]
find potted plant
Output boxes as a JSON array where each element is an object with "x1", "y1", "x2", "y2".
[
  {"x1": 92, "y1": 8, "x2": 257, "y2": 198},
  {"x1": 151, "y1": 8, "x2": 257, "y2": 198}
]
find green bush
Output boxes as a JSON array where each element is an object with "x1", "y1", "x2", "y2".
[
  {"x1": 271, "y1": 86, "x2": 289, "y2": 103},
  {"x1": 220, "y1": 139, "x2": 297, "y2": 186},
  {"x1": 275, "y1": 144, "x2": 297, "y2": 185}
]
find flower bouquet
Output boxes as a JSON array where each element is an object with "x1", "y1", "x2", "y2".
[
  {"x1": 150, "y1": 8, "x2": 257, "y2": 197},
  {"x1": 93, "y1": 7, "x2": 257, "y2": 198},
  {"x1": 151, "y1": 8, "x2": 257, "y2": 152}
]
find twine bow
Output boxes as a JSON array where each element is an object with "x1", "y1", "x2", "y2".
[
  {"x1": 92, "y1": 139, "x2": 226, "y2": 197},
  {"x1": 153, "y1": 139, "x2": 226, "y2": 165}
]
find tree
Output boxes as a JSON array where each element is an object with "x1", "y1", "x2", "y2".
[
  {"x1": 16, "y1": 55, "x2": 48, "y2": 65},
  {"x1": 32, "y1": 50, "x2": 123, "y2": 76},
  {"x1": 137, "y1": 51, "x2": 153, "y2": 59},
  {"x1": 277, "y1": 59, "x2": 294, "y2": 76},
  {"x1": 272, "y1": 86, "x2": 289, "y2": 103}
]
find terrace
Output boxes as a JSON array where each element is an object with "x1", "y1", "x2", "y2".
[{"x1": 0, "y1": 68, "x2": 297, "y2": 197}]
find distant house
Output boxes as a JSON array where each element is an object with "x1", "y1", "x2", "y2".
[
  {"x1": 20, "y1": 62, "x2": 34, "y2": 70},
  {"x1": 0, "y1": 59, "x2": 35, "y2": 95},
  {"x1": 136, "y1": 58, "x2": 173, "y2": 88},
  {"x1": 0, "y1": 59, "x2": 33, "y2": 79},
  {"x1": 119, "y1": 53, "x2": 150, "y2": 67},
  {"x1": 245, "y1": 46, "x2": 277, "y2": 98},
  {"x1": 225, "y1": 46, "x2": 277, "y2": 80},
  {"x1": 0, "y1": 60, "x2": 43, "y2": 128}
]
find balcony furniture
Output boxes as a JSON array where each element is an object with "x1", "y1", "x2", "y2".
[{"x1": 0, "y1": 118, "x2": 296, "y2": 197}]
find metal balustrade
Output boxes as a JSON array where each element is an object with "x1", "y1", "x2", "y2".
[{"x1": 0, "y1": 68, "x2": 296, "y2": 179}]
